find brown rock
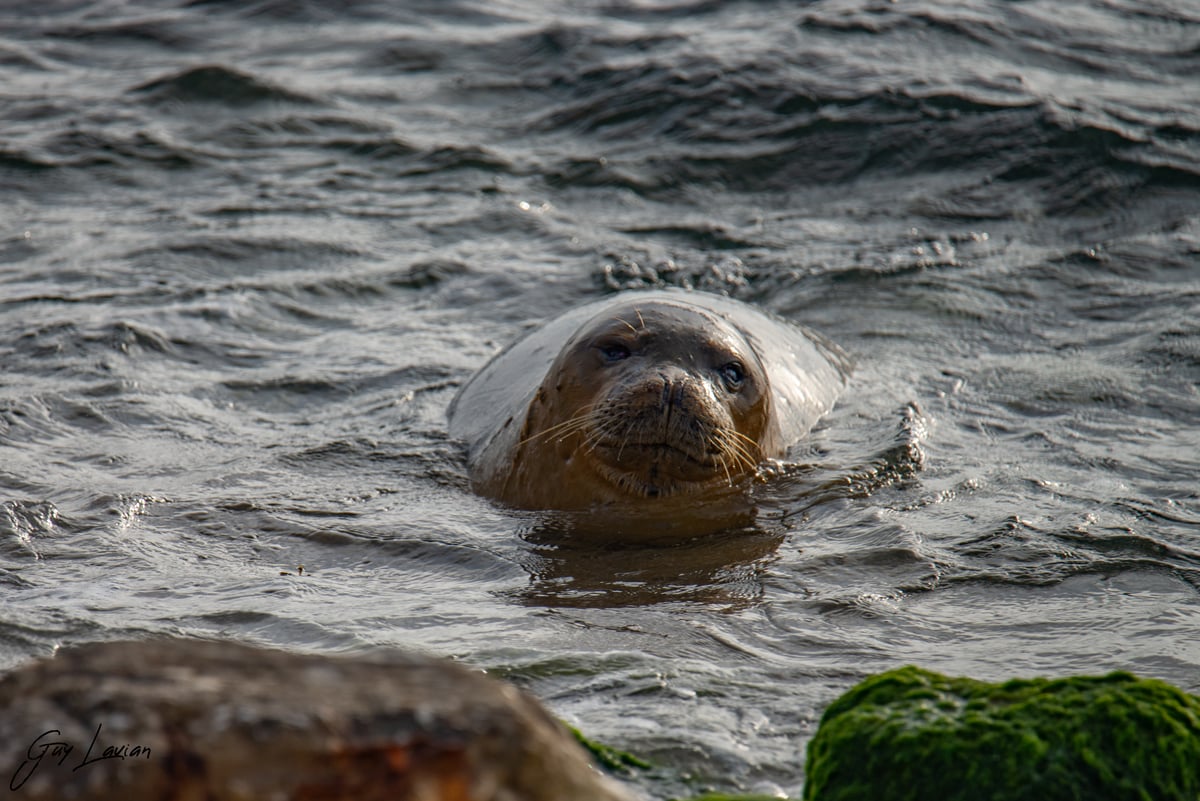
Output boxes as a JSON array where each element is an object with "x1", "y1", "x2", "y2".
[{"x1": 0, "y1": 639, "x2": 637, "y2": 801}]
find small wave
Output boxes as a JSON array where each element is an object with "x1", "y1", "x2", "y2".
[
  {"x1": 286, "y1": 259, "x2": 473, "y2": 299},
  {"x1": 0, "y1": 500, "x2": 62, "y2": 560},
  {"x1": 1146, "y1": 324, "x2": 1200, "y2": 376},
  {"x1": 597, "y1": 249, "x2": 753, "y2": 295},
  {"x1": 44, "y1": 19, "x2": 195, "y2": 49},
  {"x1": 615, "y1": 222, "x2": 761, "y2": 250},
  {"x1": 947, "y1": 513, "x2": 1200, "y2": 590},
  {"x1": 361, "y1": 39, "x2": 447, "y2": 72},
  {"x1": 523, "y1": 33, "x2": 1199, "y2": 217},
  {"x1": 0, "y1": 148, "x2": 55, "y2": 173},
  {"x1": 17, "y1": 128, "x2": 201, "y2": 172},
  {"x1": 206, "y1": 114, "x2": 515, "y2": 179},
  {"x1": 185, "y1": 0, "x2": 514, "y2": 25},
  {"x1": 122, "y1": 235, "x2": 374, "y2": 282},
  {"x1": 756, "y1": 402, "x2": 929, "y2": 525},
  {"x1": 821, "y1": 402, "x2": 928, "y2": 501},
  {"x1": 974, "y1": 352, "x2": 1145, "y2": 417},
  {"x1": 132, "y1": 65, "x2": 315, "y2": 107},
  {"x1": 543, "y1": 156, "x2": 660, "y2": 194},
  {"x1": 8, "y1": 319, "x2": 178, "y2": 367}
]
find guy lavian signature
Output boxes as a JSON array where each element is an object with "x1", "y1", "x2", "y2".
[{"x1": 10, "y1": 724, "x2": 152, "y2": 792}]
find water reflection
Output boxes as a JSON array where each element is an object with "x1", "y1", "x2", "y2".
[{"x1": 514, "y1": 518, "x2": 785, "y2": 609}]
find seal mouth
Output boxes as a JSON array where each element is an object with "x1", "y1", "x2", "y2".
[
  {"x1": 596, "y1": 441, "x2": 717, "y2": 468},
  {"x1": 589, "y1": 435, "x2": 746, "y2": 499}
]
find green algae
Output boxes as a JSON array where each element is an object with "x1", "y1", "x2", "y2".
[
  {"x1": 564, "y1": 723, "x2": 797, "y2": 801},
  {"x1": 804, "y1": 666, "x2": 1200, "y2": 801},
  {"x1": 674, "y1": 795, "x2": 792, "y2": 801},
  {"x1": 566, "y1": 723, "x2": 653, "y2": 774}
]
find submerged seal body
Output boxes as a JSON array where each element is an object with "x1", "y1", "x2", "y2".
[{"x1": 449, "y1": 290, "x2": 850, "y2": 531}]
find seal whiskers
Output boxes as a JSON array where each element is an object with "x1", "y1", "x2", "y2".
[
  {"x1": 716, "y1": 428, "x2": 763, "y2": 472},
  {"x1": 518, "y1": 402, "x2": 600, "y2": 447}
]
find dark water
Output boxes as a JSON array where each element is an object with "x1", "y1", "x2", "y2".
[{"x1": 3, "y1": 0, "x2": 1200, "y2": 796}]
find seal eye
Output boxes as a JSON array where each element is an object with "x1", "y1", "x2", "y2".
[
  {"x1": 719, "y1": 361, "x2": 745, "y2": 390},
  {"x1": 598, "y1": 343, "x2": 631, "y2": 363}
]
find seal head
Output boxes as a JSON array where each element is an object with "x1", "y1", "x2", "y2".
[
  {"x1": 507, "y1": 302, "x2": 776, "y2": 507},
  {"x1": 448, "y1": 290, "x2": 850, "y2": 533}
]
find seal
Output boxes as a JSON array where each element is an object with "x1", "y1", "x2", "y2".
[{"x1": 448, "y1": 289, "x2": 850, "y2": 533}]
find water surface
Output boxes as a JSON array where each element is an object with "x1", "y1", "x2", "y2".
[{"x1": 3, "y1": 1, "x2": 1199, "y2": 796}]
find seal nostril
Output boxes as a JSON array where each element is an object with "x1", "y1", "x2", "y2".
[{"x1": 671, "y1": 381, "x2": 686, "y2": 409}]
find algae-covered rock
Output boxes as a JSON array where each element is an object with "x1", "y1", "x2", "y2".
[{"x1": 804, "y1": 665, "x2": 1200, "y2": 801}]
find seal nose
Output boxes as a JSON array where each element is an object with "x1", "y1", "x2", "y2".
[{"x1": 657, "y1": 366, "x2": 690, "y2": 409}]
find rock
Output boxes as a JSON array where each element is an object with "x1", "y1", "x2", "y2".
[
  {"x1": 0, "y1": 638, "x2": 637, "y2": 801},
  {"x1": 804, "y1": 665, "x2": 1200, "y2": 801}
]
